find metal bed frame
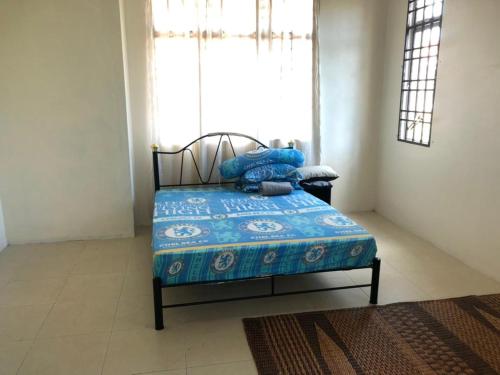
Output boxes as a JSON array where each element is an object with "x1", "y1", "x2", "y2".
[{"x1": 151, "y1": 132, "x2": 380, "y2": 330}]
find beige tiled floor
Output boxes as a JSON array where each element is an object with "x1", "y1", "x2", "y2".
[{"x1": 0, "y1": 212, "x2": 499, "y2": 375}]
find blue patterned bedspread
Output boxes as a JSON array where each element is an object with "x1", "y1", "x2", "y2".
[{"x1": 152, "y1": 187, "x2": 377, "y2": 285}]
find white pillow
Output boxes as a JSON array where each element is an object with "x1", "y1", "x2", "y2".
[{"x1": 297, "y1": 165, "x2": 339, "y2": 182}]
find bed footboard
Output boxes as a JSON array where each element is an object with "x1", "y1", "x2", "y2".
[{"x1": 152, "y1": 257, "x2": 381, "y2": 330}]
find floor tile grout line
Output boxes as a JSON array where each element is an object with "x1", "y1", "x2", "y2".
[
  {"x1": 16, "y1": 267, "x2": 72, "y2": 374},
  {"x1": 370, "y1": 257, "x2": 436, "y2": 299},
  {"x1": 7, "y1": 247, "x2": 84, "y2": 283},
  {"x1": 14, "y1": 340, "x2": 35, "y2": 375},
  {"x1": 66, "y1": 243, "x2": 86, "y2": 276},
  {"x1": 131, "y1": 364, "x2": 187, "y2": 375},
  {"x1": 10, "y1": 241, "x2": 126, "y2": 375},
  {"x1": 31, "y1": 279, "x2": 71, "y2": 340},
  {"x1": 343, "y1": 257, "x2": 434, "y2": 301},
  {"x1": 22, "y1": 329, "x2": 115, "y2": 341},
  {"x1": 186, "y1": 358, "x2": 254, "y2": 369},
  {"x1": 98, "y1": 242, "x2": 131, "y2": 375}
]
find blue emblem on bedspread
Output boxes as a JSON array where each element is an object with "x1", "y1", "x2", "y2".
[{"x1": 152, "y1": 187, "x2": 377, "y2": 285}]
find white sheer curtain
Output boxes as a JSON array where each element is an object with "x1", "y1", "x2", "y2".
[{"x1": 148, "y1": 0, "x2": 320, "y2": 184}]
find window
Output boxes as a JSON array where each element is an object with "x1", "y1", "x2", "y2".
[
  {"x1": 150, "y1": 0, "x2": 318, "y2": 163},
  {"x1": 398, "y1": 0, "x2": 444, "y2": 146}
]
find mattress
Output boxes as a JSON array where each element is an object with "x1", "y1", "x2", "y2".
[{"x1": 152, "y1": 186, "x2": 377, "y2": 286}]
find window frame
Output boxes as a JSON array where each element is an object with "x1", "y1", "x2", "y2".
[
  {"x1": 397, "y1": 0, "x2": 444, "y2": 147},
  {"x1": 150, "y1": 0, "x2": 317, "y2": 152}
]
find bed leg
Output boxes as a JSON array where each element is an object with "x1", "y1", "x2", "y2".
[
  {"x1": 153, "y1": 277, "x2": 164, "y2": 330},
  {"x1": 369, "y1": 257, "x2": 381, "y2": 304}
]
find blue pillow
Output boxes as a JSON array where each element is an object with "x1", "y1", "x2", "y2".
[
  {"x1": 219, "y1": 148, "x2": 304, "y2": 179},
  {"x1": 240, "y1": 164, "x2": 302, "y2": 184}
]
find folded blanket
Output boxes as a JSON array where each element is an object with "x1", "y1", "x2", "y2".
[
  {"x1": 240, "y1": 163, "x2": 302, "y2": 184},
  {"x1": 259, "y1": 181, "x2": 293, "y2": 196},
  {"x1": 219, "y1": 148, "x2": 304, "y2": 179}
]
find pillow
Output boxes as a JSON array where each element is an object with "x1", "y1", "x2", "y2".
[
  {"x1": 240, "y1": 163, "x2": 302, "y2": 184},
  {"x1": 219, "y1": 148, "x2": 305, "y2": 179},
  {"x1": 235, "y1": 180, "x2": 302, "y2": 193},
  {"x1": 296, "y1": 165, "x2": 339, "y2": 182}
]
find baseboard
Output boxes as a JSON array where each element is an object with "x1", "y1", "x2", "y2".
[{"x1": 6, "y1": 229, "x2": 136, "y2": 246}]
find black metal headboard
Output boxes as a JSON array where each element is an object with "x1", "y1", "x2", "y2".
[{"x1": 152, "y1": 132, "x2": 268, "y2": 191}]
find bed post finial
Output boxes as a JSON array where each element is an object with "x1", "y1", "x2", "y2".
[{"x1": 151, "y1": 144, "x2": 160, "y2": 152}]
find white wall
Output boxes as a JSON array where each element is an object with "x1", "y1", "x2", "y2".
[
  {"x1": 376, "y1": 0, "x2": 500, "y2": 281},
  {"x1": 120, "y1": 0, "x2": 155, "y2": 227},
  {"x1": 319, "y1": 0, "x2": 386, "y2": 213},
  {"x1": 0, "y1": 199, "x2": 7, "y2": 251},
  {"x1": 0, "y1": 0, "x2": 135, "y2": 243}
]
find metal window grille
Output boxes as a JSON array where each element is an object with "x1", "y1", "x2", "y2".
[{"x1": 398, "y1": 0, "x2": 444, "y2": 147}]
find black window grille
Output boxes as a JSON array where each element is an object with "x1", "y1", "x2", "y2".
[{"x1": 398, "y1": 0, "x2": 444, "y2": 147}]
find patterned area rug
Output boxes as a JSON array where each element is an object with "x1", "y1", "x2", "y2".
[{"x1": 243, "y1": 294, "x2": 500, "y2": 375}]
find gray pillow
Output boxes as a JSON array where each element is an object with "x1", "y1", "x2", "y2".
[{"x1": 297, "y1": 165, "x2": 339, "y2": 182}]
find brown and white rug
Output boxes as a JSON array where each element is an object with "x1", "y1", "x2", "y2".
[{"x1": 243, "y1": 294, "x2": 500, "y2": 374}]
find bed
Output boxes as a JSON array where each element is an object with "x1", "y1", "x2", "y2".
[{"x1": 151, "y1": 133, "x2": 380, "y2": 330}]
